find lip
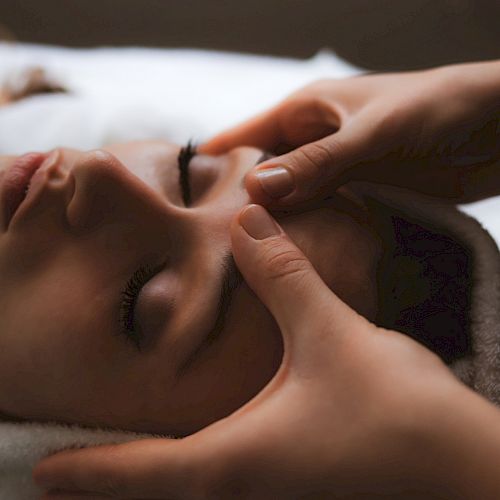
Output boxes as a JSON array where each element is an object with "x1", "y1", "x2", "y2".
[{"x1": 1, "y1": 152, "x2": 47, "y2": 230}]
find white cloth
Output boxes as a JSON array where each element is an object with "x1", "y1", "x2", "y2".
[
  {"x1": 0, "y1": 42, "x2": 361, "y2": 152},
  {"x1": 0, "y1": 422, "x2": 166, "y2": 499}
]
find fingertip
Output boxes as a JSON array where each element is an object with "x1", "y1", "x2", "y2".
[
  {"x1": 230, "y1": 204, "x2": 282, "y2": 276},
  {"x1": 244, "y1": 170, "x2": 275, "y2": 206},
  {"x1": 195, "y1": 142, "x2": 211, "y2": 154},
  {"x1": 197, "y1": 139, "x2": 227, "y2": 155}
]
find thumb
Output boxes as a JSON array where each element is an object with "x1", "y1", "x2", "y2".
[
  {"x1": 231, "y1": 204, "x2": 369, "y2": 359},
  {"x1": 245, "y1": 115, "x2": 378, "y2": 206}
]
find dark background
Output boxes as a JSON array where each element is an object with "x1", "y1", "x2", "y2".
[{"x1": 1, "y1": 0, "x2": 499, "y2": 71}]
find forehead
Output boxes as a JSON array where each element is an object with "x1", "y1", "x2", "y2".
[{"x1": 103, "y1": 140, "x2": 179, "y2": 160}]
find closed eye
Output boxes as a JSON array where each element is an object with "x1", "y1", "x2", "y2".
[
  {"x1": 178, "y1": 141, "x2": 197, "y2": 206},
  {"x1": 118, "y1": 261, "x2": 167, "y2": 350}
]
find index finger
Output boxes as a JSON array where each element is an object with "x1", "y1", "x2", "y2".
[
  {"x1": 34, "y1": 438, "x2": 199, "y2": 499},
  {"x1": 199, "y1": 104, "x2": 285, "y2": 155},
  {"x1": 33, "y1": 371, "x2": 291, "y2": 500}
]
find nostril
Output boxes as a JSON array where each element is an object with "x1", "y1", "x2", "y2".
[
  {"x1": 39, "y1": 149, "x2": 73, "y2": 194},
  {"x1": 47, "y1": 166, "x2": 66, "y2": 183},
  {"x1": 40, "y1": 149, "x2": 64, "y2": 178}
]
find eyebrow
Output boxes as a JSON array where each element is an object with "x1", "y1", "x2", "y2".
[{"x1": 179, "y1": 251, "x2": 244, "y2": 373}]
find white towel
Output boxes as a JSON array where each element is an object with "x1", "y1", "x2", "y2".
[{"x1": 0, "y1": 421, "x2": 167, "y2": 499}]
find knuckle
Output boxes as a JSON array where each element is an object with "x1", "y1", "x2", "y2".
[
  {"x1": 292, "y1": 141, "x2": 338, "y2": 186},
  {"x1": 258, "y1": 239, "x2": 311, "y2": 282}
]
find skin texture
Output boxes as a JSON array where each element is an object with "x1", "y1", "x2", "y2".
[{"x1": 0, "y1": 141, "x2": 381, "y2": 437}]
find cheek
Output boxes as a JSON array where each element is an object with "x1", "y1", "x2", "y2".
[
  {"x1": 218, "y1": 285, "x2": 284, "y2": 400},
  {"x1": 166, "y1": 284, "x2": 284, "y2": 436},
  {"x1": 0, "y1": 298, "x2": 70, "y2": 416},
  {"x1": 0, "y1": 263, "x2": 114, "y2": 419}
]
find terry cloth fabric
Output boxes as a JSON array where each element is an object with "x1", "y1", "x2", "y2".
[
  {"x1": 356, "y1": 183, "x2": 500, "y2": 399},
  {"x1": 0, "y1": 421, "x2": 167, "y2": 499},
  {"x1": 0, "y1": 184, "x2": 499, "y2": 499}
]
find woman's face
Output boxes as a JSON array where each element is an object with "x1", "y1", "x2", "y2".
[{"x1": 0, "y1": 141, "x2": 381, "y2": 436}]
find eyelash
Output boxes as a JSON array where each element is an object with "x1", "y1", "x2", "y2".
[
  {"x1": 178, "y1": 140, "x2": 197, "y2": 207},
  {"x1": 118, "y1": 141, "x2": 196, "y2": 349},
  {"x1": 119, "y1": 263, "x2": 163, "y2": 350}
]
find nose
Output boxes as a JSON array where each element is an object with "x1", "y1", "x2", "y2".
[{"x1": 66, "y1": 150, "x2": 182, "y2": 233}]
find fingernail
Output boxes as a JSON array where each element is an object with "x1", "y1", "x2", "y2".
[
  {"x1": 255, "y1": 166, "x2": 294, "y2": 198},
  {"x1": 240, "y1": 204, "x2": 280, "y2": 240}
]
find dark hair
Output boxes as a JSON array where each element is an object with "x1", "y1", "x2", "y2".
[{"x1": 372, "y1": 199, "x2": 472, "y2": 364}]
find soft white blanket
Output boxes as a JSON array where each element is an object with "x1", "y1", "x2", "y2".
[{"x1": 0, "y1": 43, "x2": 499, "y2": 499}]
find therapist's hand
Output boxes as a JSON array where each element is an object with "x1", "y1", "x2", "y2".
[
  {"x1": 201, "y1": 60, "x2": 500, "y2": 206},
  {"x1": 34, "y1": 204, "x2": 481, "y2": 499}
]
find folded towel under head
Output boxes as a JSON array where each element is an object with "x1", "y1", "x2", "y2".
[{"x1": 0, "y1": 421, "x2": 167, "y2": 499}]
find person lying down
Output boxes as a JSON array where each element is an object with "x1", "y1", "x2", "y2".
[{"x1": 0, "y1": 139, "x2": 500, "y2": 497}]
